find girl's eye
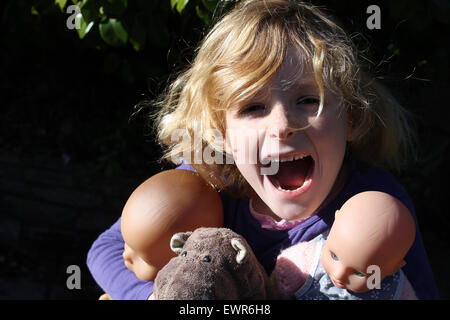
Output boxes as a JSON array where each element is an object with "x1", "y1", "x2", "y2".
[
  {"x1": 354, "y1": 270, "x2": 366, "y2": 277},
  {"x1": 297, "y1": 96, "x2": 320, "y2": 105},
  {"x1": 239, "y1": 104, "x2": 265, "y2": 115},
  {"x1": 181, "y1": 251, "x2": 187, "y2": 257},
  {"x1": 330, "y1": 251, "x2": 338, "y2": 261}
]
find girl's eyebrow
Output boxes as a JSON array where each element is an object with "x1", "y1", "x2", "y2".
[{"x1": 279, "y1": 75, "x2": 318, "y2": 92}]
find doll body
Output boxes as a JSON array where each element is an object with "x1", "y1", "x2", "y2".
[
  {"x1": 274, "y1": 234, "x2": 417, "y2": 299},
  {"x1": 273, "y1": 191, "x2": 418, "y2": 300}
]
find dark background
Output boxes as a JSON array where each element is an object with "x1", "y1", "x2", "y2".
[{"x1": 0, "y1": 0, "x2": 449, "y2": 299}]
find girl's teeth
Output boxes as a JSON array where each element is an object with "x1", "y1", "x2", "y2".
[{"x1": 272, "y1": 154, "x2": 308, "y2": 163}]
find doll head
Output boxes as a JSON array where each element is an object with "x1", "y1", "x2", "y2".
[
  {"x1": 321, "y1": 191, "x2": 416, "y2": 293},
  {"x1": 121, "y1": 169, "x2": 224, "y2": 281}
]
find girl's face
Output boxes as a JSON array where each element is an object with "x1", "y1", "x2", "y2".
[{"x1": 225, "y1": 48, "x2": 349, "y2": 221}]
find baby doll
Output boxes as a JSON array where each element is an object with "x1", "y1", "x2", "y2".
[
  {"x1": 273, "y1": 191, "x2": 417, "y2": 300},
  {"x1": 99, "y1": 169, "x2": 224, "y2": 300}
]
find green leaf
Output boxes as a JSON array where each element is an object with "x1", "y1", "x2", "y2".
[
  {"x1": 196, "y1": 4, "x2": 210, "y2": 25},
  {"x1": 31, "y1": 6, "x2": 39, "y2": 15},
  {"x1": 79, "y1": 0, "x2": 100, "y2": 23},
  {"x1": 55, "y1": 0, "x2": 68, "y2": 11},
  {"x1": 76, "y1": 14, "x2": 94, "y2": 39},
  {"x1": 99, "y1": 18, "x2": 128, "y2": 47},
  {"x1": 171, "y1": 0, "x2": 189, "y2": 14}
]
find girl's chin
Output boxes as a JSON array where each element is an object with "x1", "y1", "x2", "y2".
[{"x1": 263, "y1": 201, "x2": 314, "y2": 222}]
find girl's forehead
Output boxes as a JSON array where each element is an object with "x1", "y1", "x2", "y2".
[{"x1": 273, "y1": 47, "x2": 314, "y2": 91}]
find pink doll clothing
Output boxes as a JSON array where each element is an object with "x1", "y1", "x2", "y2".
[{"x1": 249, "y1": 199, "x2": 310, "y2": 230}]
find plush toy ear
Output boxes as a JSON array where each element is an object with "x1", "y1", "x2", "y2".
[
  {"x1": 231, "y1": 238, "x2": 248, "y2": 264},
  {"x1": 170, "y1": 232, "x2": 193, "y2": 254}
]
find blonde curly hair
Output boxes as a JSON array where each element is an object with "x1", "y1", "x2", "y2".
[{"x1": 153, "y1": 0, "x2": 415, "y2": 196}]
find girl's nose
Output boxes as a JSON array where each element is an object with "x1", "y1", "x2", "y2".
[{"x1": 268, "y1": 105, "x2": 296, "y2": 140}]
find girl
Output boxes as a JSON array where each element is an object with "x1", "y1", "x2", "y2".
[{"x1": 87, "y1": 0, "x2": 437, "y2": 299}]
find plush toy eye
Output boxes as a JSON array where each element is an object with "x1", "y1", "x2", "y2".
[
  {"x1": 181, "y1": 251, "x2": 187, "y2": 257},
  {"x1": 202, "y1": 255, "x2": 211, "y2": 262}
]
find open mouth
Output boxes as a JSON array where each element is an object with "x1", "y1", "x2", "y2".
[{"x1": 265, "y1": 155, "x2": 314, "y2": 192}]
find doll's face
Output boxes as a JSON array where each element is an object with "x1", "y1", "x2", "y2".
[
  {"x1": 321, "y1": 229, "x2": 405, "y2": 293},
  {"x1": 320, "y1": 192, "x2": 414, "y2": 293},
  {"x1": 225, "y1": 47, "x2": 349, "y2": 221},
  {"x1": 122, "y1": 243, "x2": 159, "y2": 281}
]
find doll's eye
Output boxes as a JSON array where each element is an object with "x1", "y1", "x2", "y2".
[
  {"x1": 202, "y1": 255, "x2": 212, "y2": 262},
  {"x1": 330, "y1": 251, "x2": 338, "y2": 261},
  {"x1": 181, "y1": 251, "x2": 187, "y2": 257},
  {"x1": 354, "y1": 270, "x2": 366, "y2": 277}
]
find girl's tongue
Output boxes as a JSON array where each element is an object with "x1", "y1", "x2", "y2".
[{"x1": 269, "y1": 156, "x2": 313, "y2": 190}]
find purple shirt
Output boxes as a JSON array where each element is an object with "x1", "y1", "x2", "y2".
[{"x1": 86, "y1": 162, "x2": 438, "y2": 299}]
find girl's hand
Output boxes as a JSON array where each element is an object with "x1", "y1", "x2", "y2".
[{"x1": 98, "y1": 293, "x2": 112, "y2": 300}]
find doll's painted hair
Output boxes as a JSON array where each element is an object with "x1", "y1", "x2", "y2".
[{"x1": 153, "y1": 0, "x2": 415, "y2": 196}]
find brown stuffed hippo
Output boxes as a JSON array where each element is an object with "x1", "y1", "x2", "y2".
[{"x1": 152, "y1": 227, "x2": 278, "y2": 300}]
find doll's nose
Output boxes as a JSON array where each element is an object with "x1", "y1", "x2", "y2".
[
  {"x1": 122, "y1": 248, "x2": 133, "y2": 265},
  {"x1": 331, "y1": 266, "x2": 348, "y2": 283},
  {"x1": 122, "y1": 252, "x2": 131, "y2": 265}
]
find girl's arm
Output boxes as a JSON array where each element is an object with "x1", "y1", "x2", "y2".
[{"x1": 86, "y1": 218, "x2": 154, "y2": 300}]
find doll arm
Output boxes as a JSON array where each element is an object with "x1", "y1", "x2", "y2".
[
  {"x1": 86, "y1": 218, "x2": 154, "y2": 300},
  {"x1": 273, "y1": 241, "x2": 318, "y2": 299}
]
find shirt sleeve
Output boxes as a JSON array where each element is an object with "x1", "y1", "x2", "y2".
[{"x1": 86, "y1": 218, "x2": 154, "y2": 300}]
